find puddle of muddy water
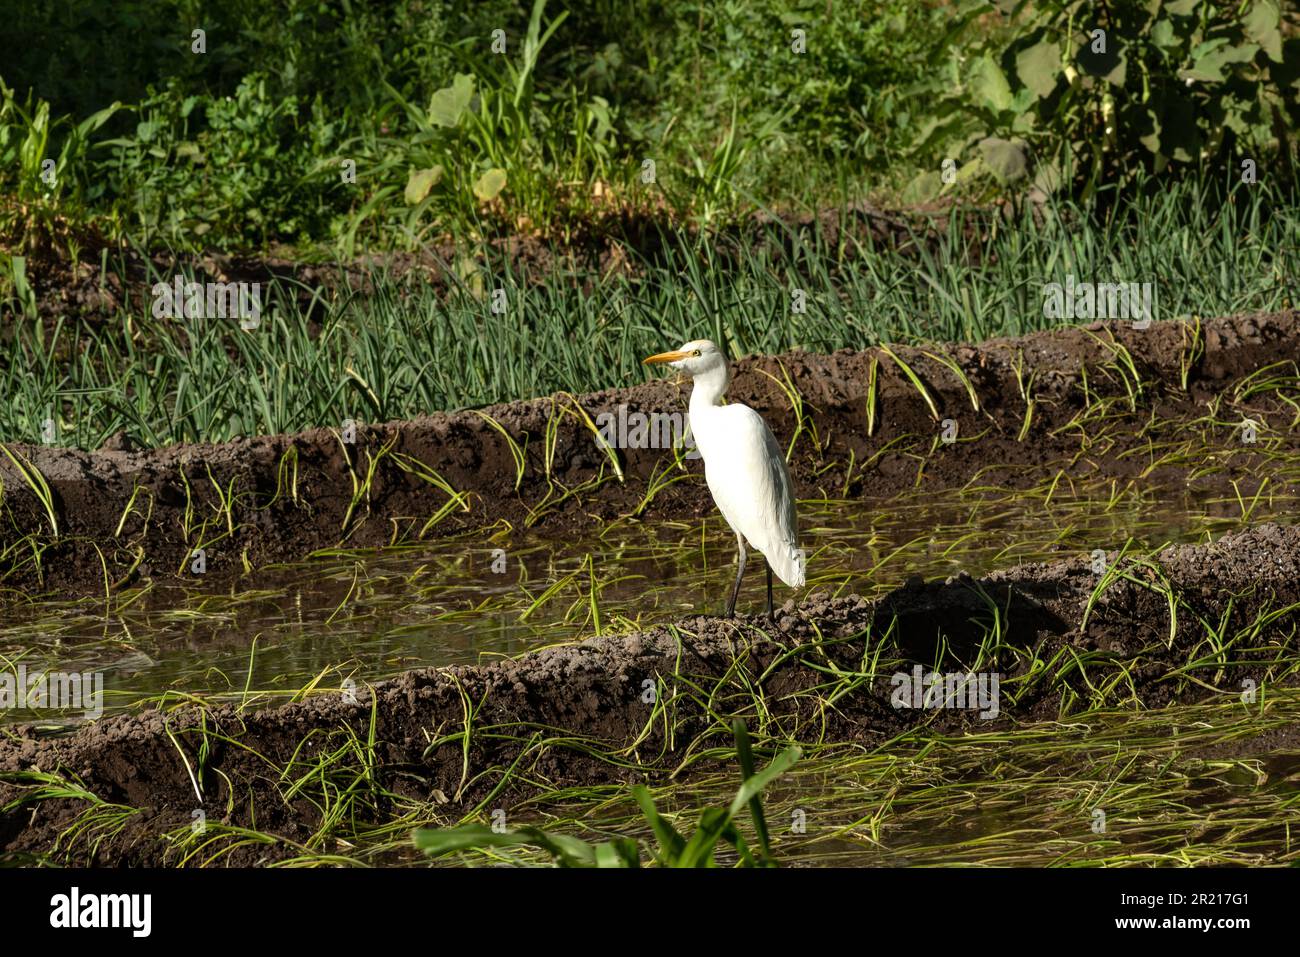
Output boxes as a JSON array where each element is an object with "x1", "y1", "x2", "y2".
[{"x1": 2, "y1": 477, "x2": 1297, "y2": 727}]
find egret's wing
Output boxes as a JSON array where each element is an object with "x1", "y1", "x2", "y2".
[{"x1": 702, "y1": 404, "x2": 805, "y2": 587}]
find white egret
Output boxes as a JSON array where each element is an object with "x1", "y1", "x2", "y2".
[{"x1": 643, "y1": 339, "x2": 805, "y2": 619}]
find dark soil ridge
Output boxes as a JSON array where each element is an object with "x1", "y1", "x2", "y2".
[
  {"x1": 3, "y1": 521, "x2": 1299, "y2": 865},
  {"x1": 2, "y1": 310, "x2": 1299, "y2": 597}
]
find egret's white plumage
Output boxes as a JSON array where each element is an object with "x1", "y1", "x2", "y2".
[{"x1": 644, "y1": 339, "x2": 804, "y2": 617}]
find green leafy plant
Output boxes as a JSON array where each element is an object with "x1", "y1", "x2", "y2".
[
  {"x1": 413, "y1": 719, "x2": 800, "y2": 867},
  {"x1": 348, "y1": 0, "x2": 623, "y2": 248},
  {"x1": 0, "y1": 79, "x2": 121, "y2": 251},
  {"x1": 908, "y1": 0, "x2": 1300, "y2": 197},
  {"x1": 95, "y1": 73, "x2": 340, "y2": 248}
]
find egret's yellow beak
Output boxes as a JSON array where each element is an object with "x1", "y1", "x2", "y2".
[{"x1": 642, "y1": 349, "x2": 691, "y2": 365}]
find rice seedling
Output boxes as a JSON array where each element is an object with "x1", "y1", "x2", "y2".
[
  {"x1": 865, "y1": 355, "x2": 880, "y2": 437},
  {"x1": 1178, "y1": 315, "x2": 1205, "y2": 392},
  {"x1": 878, "y1": 346, "x2": 939, "y2": 421},
  {"x1": 0, "y1": 444, "x2": 57, "y2": 537},
  {"x1": 756, "y1": 361, "x2": 818, "y2": 460},
  {"x1": 470, "y1": 411, "x2": 527, "y2": 492},
  {"x1": 919, "y1": 349, "x2": 981, "y2": 413}
]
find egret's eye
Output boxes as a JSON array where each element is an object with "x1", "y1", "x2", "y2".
[{"x1": 692, "y1": 349, "x2": 702, "y2": 357}]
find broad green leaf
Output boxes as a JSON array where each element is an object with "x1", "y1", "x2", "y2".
[
  {"x1": 428, "y1": 73, "x2": 474, "y2": 127},
  {"x1": 1245, "y1": 0, "x2": 1283, "y2": 63},
  {"x1": 726, "y1": 746, "x2": 802, "y2": 822},
  {"x1": 675, "y1": 807, "x2": 730, "y2": 868},
  {"x1": 971, "y1": 55, "x2": 1013, "y2": 112},
  {"x1": 413, "y1": 823, "x2": 636, "y2": 868},
  {"x1": 1221, "y1": 44, "x2": 1261, "y2": 66},
  {"x1": 404, "y1": 165, "x2": 443, "y2": 205},
  {"x1": 978, "y1": 136, "x2": 1028, "y2": 183},
  {"x1": 1220, "y1": 95, "x2": 1258, "y2": 136},
  {"x1": 75, "y1": 101, "x2": 123, "y2": 138},
  {"x1": 732, "y1": 718, "x2": 771, "y2": 862},
  {"x1": 593, "y1": 840, "x2": 641, "y2": 868},
  {"x1": 956, "y1": 156, "x2": 988, "y2": 183},
  {"x1": 1191, "y1": 37, "x2": 1231, "y2": 58},
  {"x1": 473, "y1": 168, "x2": 507, "y2": 201},
  {"x1": 632, "y1": 785, "x2": 686, "y2": 861},
  {"x1": 1150, "y1": 20, "x2": 1177, "y2": 53},
  {"x1": 1032, "y1": 159, "x2": 1063, "y2": 195},
  {"x1": 1181, "y1": 43, "x2": 1258, "y2": 83},
  {"x1": 1010, "y1": 87, "x2": 1040, "y2": 114},
  {"x1": 1016, "y1": 40, "x2": 1060, "y2": 99},
  {"x1": 902, "y1": 169, "x2": 943, "y2": 204}
]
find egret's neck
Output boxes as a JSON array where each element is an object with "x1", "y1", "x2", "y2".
[{"x1": 688, "y1": 363, "x2": 730, "y2": 411}]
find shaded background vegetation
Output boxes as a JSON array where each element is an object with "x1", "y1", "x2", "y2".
[{"x1": 1, "y1": 0, "x2": 1293, "y2": 254}]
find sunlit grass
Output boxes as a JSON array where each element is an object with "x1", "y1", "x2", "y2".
[{"x1": 3, "y1": 176, "x2": 1296, "y2": 450}]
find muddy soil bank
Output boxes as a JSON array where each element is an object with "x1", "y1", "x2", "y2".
[
  {"x1": 2, "y1": 311, "x2": 1299, "y2": 597},
  {"x1": 3, "y1": 522, "x2": 1300, "y2": 865}
]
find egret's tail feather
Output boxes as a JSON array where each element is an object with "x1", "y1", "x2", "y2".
[{"x1": 766, "y1": 542, "x2": 806, "y2": 588}]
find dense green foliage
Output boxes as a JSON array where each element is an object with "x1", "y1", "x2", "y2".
[
  {"x1": 7, "y1": 1, "x2": 1292, "y2": 253},
  {"x1": 0, "y1": 0, "x2": 948, "y2": 251},
  {"x1": 907, "y1": 0, "x2": 1300, "y2": 199},
  {"x1": 2, "y1": 1, "x2": 1298, "y2": 449}
]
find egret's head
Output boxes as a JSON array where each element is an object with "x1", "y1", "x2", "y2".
[{"x1": 642, "y1": 339, "x2": 726, "y2": 379}]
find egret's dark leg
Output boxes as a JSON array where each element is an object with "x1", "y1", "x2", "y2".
[
  {"x1": 725, "y1": 533, "x2": 747, "y2": 617},
  {"x1": 766, "y1": 563, "x2": 774, "y2": 621}
]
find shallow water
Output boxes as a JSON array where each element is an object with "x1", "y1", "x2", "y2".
[{"x1": 2, "y1": 475, "x2": 1294, "y2": 727}]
